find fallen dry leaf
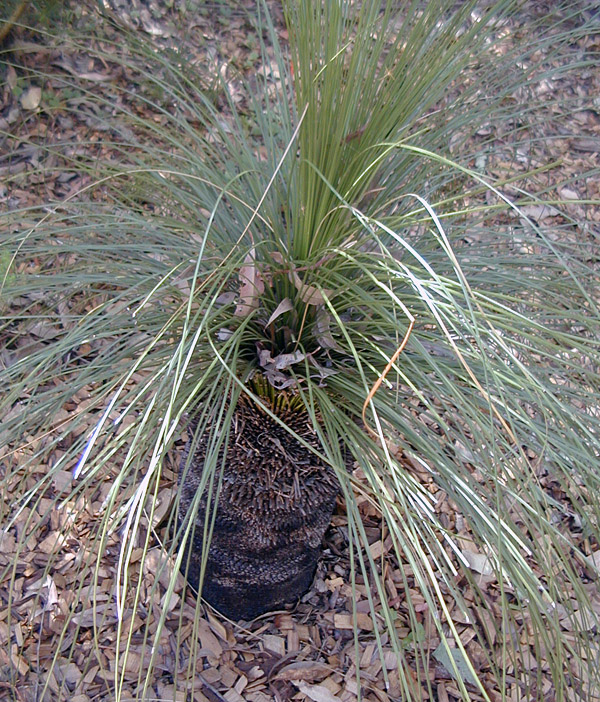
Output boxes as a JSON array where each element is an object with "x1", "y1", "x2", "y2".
[
  {"x1": 20, "y1": 86, "x2": 42, "y2": 110},
  {"x1": 294, "y1": 681, "x2": 342, "y2": 702},
  {"x1": 314, "y1": 307, "x2": 340, "y2": 350},
  {"x1": 274, "y1": 660, "x2": 330, "y2": 682},
  {"x1": 462, "y1": 549, "x2": 494, "y2": 576},
  {"x1": 235, "y1": 250, "x2": 265, "y2": 317},
  {"x1": 289, "y1": 270, "x2": 334, "y2": 306},
  {"x1": 265, "y1": 298, "x2": 293, "y2": 328},
  {"x1": 586, "y1": 550, "x2": 600, "y2": 575}
]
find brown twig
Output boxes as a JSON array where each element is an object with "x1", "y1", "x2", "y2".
[
  {"x1": 362, "y1": 317, "x2": 415, "y2": 440},
  {"x1": 0, "y1": 0, "x2": 29, "y2": 44}
]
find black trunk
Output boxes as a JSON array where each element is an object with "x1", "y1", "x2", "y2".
[{"x1": 178, "y1": 392, "x2": 339, "y2": 620}]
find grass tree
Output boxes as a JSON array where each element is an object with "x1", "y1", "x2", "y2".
[{"x1": 1, "y1": 0, "x2": 599, "y2": 700}]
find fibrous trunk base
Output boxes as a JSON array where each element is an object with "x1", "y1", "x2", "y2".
[{"x1": 178, "y1": 391, "x2": 339, "y2": 620}]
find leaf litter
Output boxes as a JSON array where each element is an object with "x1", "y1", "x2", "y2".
[{"x1": 1, "y1": 1, "x2": 599, "y2": 701}]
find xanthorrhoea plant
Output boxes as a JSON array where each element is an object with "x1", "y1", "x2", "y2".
[{"x1": 1, "y1": 1, "x2": 599, "y2": 700}]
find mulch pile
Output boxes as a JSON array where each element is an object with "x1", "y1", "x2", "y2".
[{"x1": 4, "y1": 435, "x2": 599, "y2": 701}]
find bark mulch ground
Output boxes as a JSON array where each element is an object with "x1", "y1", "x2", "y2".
[{"x1": 1, "y1": 2, "x2": 599, "y2": 701}]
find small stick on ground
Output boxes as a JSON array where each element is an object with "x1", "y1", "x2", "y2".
[{"x1": 0, "y1": 1, "x2": 29, "y2": 44}]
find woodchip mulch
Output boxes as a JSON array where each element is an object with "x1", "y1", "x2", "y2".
[{"x1": 1, "y1": 2, "x2": 599, "y2": 701}]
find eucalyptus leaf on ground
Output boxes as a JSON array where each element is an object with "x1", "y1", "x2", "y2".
[
  {"x1": 19, "y1": 85, "x2": 41, "y2": 110},
  {"x1": 235, "y1": 249, "x2": 264, "y2": 317},
  {"x1": 433, "y1": 643, "x2": 480, "y2": 688},
  {"x1": 265, "y1": 297, "x2": 293, "y2": 328}
]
